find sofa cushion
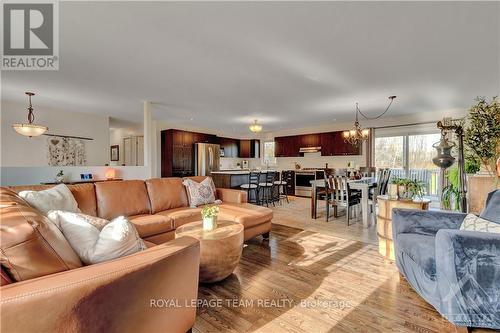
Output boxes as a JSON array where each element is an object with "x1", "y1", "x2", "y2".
[
  {"x1": 95, "y1": 180, "x2": 151, "y2": 220},
  {"x1": 218, "y1": 203, "x2": 273, "y2": 228},
  {"x1": 0, "y1": 188, "x2": 83, "y2": 281},
  {"x1": 145, "y1": 178, "x2": 189, "y2": 214},
  {"x1": 397, "y1": 233, "x2": 436, "y2": 280},
  {"x1": 156, "y1": 207, "x2": 202, "y2": 228},
  {"x1": 128, "y1": 214, "x2": 174, "y2": 237},
  {"x1": 460, "y1": 213, "x2": 500, "y2": 234},
  {"x1": 480, "y1": 190, "x2": 500, "y2": 224},
  {"x1": 8, "y1": 183, "x2": 98, "y2": 216},
  {"x1": 19, "y1": 184, "x2": 81, "y2": 216},
  {"x1": 182, "y1": 177, "x2": 217, "y2": 207},
  {"x1": 48, "y1": 211, "x2": 146, "y2": 265}
]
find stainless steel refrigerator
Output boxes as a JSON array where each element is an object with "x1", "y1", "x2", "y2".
[{"x1": 194, "y1": 143, "x2": 221, "y2": 176}]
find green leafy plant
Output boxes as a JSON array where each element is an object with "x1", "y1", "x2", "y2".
[
  {"x1": 56, "y1": 170, "x2": 64, "y2": 177},
  {"x1": 441, "y1": 167, "x2": 460, "y2": 210},
  {"x1": 391, "y1": 177, "x2": 425, "y2": 199},
  {"x1": 201, "y1": 205, "x2": 219, "y2": 219},
  {"x1": 464, "y1": 96, "x2": 500, "y2": 175}
]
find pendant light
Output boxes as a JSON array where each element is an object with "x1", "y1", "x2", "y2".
[
  {"x1": 12, "y1": 92, "x2": 48, "y2": 137},
  {"x1": 342, "y1": 96, "x2": 396, "y2": 146},
  {"x1": 249, "y1": 119, "x2": 263, "y2": 133}
]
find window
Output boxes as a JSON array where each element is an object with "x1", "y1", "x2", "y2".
[
  {"x1": 374, "y1": 127, "x2": 442, "y2": 200},
  {"x1": 263, "y1": 141, "x2": 276, "y2": 165}
]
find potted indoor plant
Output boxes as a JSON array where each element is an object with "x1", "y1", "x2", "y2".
[
  {"x1": 56, "y1": 170, "x2": 65, "y2": 183},
  {"x1": 201, "y1": 205, "x2": 220, "y2": 231},
  {"x1": 391, "y1": 178, "x2": 425, "y2": 200},
  {"x1": 464, "y1": 96, "x2": 500, "y2": 176}
]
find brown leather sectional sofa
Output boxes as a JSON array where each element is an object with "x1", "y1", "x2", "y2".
[{"x1": 0, "y1": 176, "x2": 272, "y2": 333}]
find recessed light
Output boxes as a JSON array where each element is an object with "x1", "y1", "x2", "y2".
[
  {"x1": 189, "y1": 117, "x2": 194, "y2": 121},
  {"x1": 332, "y1": 118, "x2": 337, "y2": 121}
]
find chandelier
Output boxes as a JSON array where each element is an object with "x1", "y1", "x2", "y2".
[
  {"x1": 12, "y1": 92, "x2": 48, "y2": 137},
  {"x1": 342, "y1": 96, "x2": 396, "y2": 146},
  {"x1": 249, "y1": 119, "x2": 262, "y2": 133}
]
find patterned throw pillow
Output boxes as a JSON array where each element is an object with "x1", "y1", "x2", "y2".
[
  {"x1": 459, "y1": 214, "x2": 500, "y2": 234},
  {"x1": 182, "y1": 178, "x2": 217, "y2": 207}
]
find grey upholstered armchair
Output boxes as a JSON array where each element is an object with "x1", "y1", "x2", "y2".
[{"x1": 392, "y1": 190, "x2": 500, "y2": 330}]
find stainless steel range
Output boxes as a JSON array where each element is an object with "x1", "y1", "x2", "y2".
[{"x1": 294, "y1": 170, "x2": 317, "y2": 197}]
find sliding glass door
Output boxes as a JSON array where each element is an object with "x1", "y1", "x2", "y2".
[{"x1": 375, "y1": 130, "x2": 441, "y2": 201}]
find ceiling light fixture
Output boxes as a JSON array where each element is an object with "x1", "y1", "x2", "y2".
[
  {"x1": 342, "y1": 95, "x2": 396, "y2": 146},
  {"x1": 12, "y1": 92, "x2": 48, "y2": 137},
  {"x1": 249, "y1": 119, "x2": 263, "y2": 133}
]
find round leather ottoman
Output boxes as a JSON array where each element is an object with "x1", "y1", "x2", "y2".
[{"x1": 175, "y1": 220, "x2": 243, "y2": 283}]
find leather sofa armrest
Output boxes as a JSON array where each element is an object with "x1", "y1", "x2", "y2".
[
  {"x1": 392, "y1": 208, "x2": 466, "y2": 238},
  {"x1": 0, "y1": 237, "x2": 200, "y2": 333},
  {"x1": 216, "y1": 188, "x2": 248, "y2": 204},
  {"x1": 435, "y1": 229, "x2": 500, "y2": 327}
]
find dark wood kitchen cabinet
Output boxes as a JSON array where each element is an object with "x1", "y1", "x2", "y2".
[
  {"x1": 276, "y1": 131, "x2": 361, "y2": 157},
  {"x1": 274, "y1": 135, "x2": 300, "y2": 157},
  {"x1": 219, "y1": 137, "x2": 239, "y2": 158},
  {"x1": 162, "y1": 129, "x2": 218, "y2": 177},
  {"x1": 239, "y1": 139, "x2": 260, "y2": 158},
  {"x1": 299, "y1": 134, "x2": 320, "y2": 148}
]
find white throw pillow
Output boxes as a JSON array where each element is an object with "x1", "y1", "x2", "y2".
[
  {"x1": 183, "y1": 177, "x2": 218, "y2": 207},
  {"x1": 47, "y1": 210, "x2": 146, "y2": 265},
  {"x1": 459, "y1": 213, "x2": 500, "y2": 234},
  {"x1": 19, "y1": 184, "x2": 80, "y2": 216}
]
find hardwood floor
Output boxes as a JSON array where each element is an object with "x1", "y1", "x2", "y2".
[{"x1": 194, "y1": 197, "x2": 494, "y2": 333}]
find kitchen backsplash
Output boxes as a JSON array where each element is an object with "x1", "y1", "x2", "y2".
[
  {"x1": 274, "y1": 154, "x2": 366, "y2": 170},
  {"x1": 220, "y1": 158, "x2": 260, "y2": 170}
]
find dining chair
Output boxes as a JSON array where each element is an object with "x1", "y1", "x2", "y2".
[
  {"x1": 359, "y1": 167, "x2": 377, "y2": 178},
  {"x1": 325, "y1": 175, "x2": 361, "y2": 225},
  {"x1": 240, "y1": 171, "x2": 260, "y2": 204}
]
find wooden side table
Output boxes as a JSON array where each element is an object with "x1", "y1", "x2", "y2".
[
  {"x1": 377, "y1": 195, "x2": 431, "y2": 260},
  {"x1": 175, "y1": 220, "x2": 243, "y2": 283}
]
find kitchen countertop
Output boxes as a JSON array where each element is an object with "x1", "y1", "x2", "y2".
[{"x1": 212, "y1": 169, "x2": 327, "y2": 175}]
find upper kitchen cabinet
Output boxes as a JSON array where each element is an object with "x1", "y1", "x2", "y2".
[
  {"x1": 275, "y1": 131, "x2": 361, "y2": 157},
  {"x1": 299, "y1": 134, "x2": 320, "y2": 148},
  {"x1": 239, "y1": 139, "x2": 260, "y2": 158},
  {"x1": 274, "y1": 135, "x2": 300, "y2": 157},
  {"x1": 320, "y1": 132, "x2": 336, "y2": 156},
  {"x1": 219, "y1": 137, "x2": 239, "y2": 158}
]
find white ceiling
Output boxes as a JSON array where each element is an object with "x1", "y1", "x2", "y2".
[{"x1": 2, "y1": 1, "x2": 499, "y2": 135}]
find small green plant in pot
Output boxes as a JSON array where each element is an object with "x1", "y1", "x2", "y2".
[
  {"x1": 201, "y1": 205, "x2": 220, "y2": 231},
  {"x1": 391, "y1": 178, "x2": 425, "y2": 200}
]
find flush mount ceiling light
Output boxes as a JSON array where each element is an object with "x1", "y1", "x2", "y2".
[
  {"x1": 12, "y1": 92, "x2": 48, "y2": 137},
  {"x1": 249, "y1": 119, "x2": 263, "y2": 133},
  {"x1": 342, "y1": 95, "x2": 396, "y2": 146}
]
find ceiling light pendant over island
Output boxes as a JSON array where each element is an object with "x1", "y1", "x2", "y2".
[
  {"x1": 343, "y1": 95, "x2": 396, "y2": 146},
  {"x1": 249, "y1": 119, "x2": 262, "y2": 133},
  {"x1": 12, "y1": 92, "x2": 48, "y2": 137}
]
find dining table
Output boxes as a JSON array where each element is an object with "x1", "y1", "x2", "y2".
[{"x1": 310, "y1": 177, "x2": 376, "y2": 228}]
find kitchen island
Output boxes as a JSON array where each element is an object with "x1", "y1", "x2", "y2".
[
  {"x1": 211, "y1": 170, "x2": 258, "y2": 189},
  {"x1": 211, "y1": 170, "x2": 281, "y2": 188}
]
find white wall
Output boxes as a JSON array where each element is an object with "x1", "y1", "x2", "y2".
[
  {"x1": 109, "y1": 125, "x2": 143, "y2": 166},
  {"x1": 0, "y1": 166, "x2": 148, "y2": 186},
  {"x1": 0, "y1": 101, "x2": 150, "y2": 186},
  {"x1": 1, "y1": 100, "x2": 110, "y2": 166}
]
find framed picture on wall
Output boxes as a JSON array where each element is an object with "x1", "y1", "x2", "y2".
[{"x1": 110, "y1": 145, "x2": 119, "y2": 161}]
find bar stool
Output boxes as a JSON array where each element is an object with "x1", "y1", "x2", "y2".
[
  {"x1": 240, "y1": 171, "x2": 260, "y2": 204},
  {"x1": 274, "y1": 171, "x2": 289, "y2": 204},
  {"x1": 259, "y1": 171, "x2": 276, "y2": 207}
]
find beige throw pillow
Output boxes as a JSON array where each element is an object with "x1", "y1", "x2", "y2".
[
  {"x1": 459, "y1": 214, "x2": 500, "y2": 234},
  {"x1": 48, "y1": 210, "x2": 146, "y2": 265},
  {"x1": 19, "y1": 184, "x2": 80, "y2": 216},
  {"x1": 183, "y1": 177, "x2": 218, "y2": 207}
]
